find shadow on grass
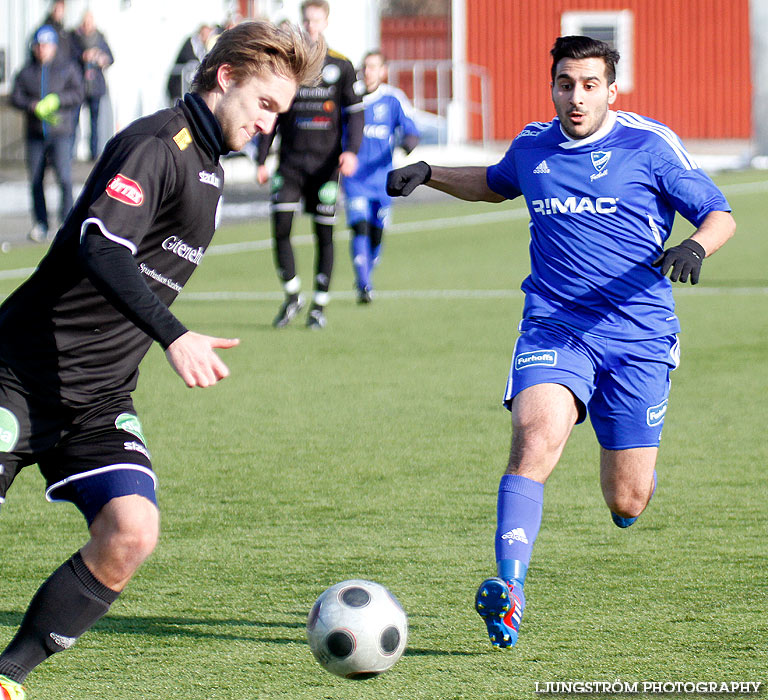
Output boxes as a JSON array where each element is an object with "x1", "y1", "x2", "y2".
[
  {"x1": 0, "y1": 611, "x2": 484, "y2": 655},
  {"x1": 0, "y1": 610, "x2": 305, "y2": 643},
  {"x1": 404, "y1": 647, "x2": 483, "y2": 657}
]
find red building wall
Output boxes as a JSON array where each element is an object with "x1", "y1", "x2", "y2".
[
  {"x1": 381, "y1": 16, "x2": 452, "y2": 105},
  {"x1": 381, "y1": 16, "x2": 452, "y2": 61},
  {"x1": 465, "y1": 0, "x2": 751, "y2": 141}
]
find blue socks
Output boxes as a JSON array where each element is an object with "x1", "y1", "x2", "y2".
[
  {"x1": 350, "y1": 234, "x2": 371, "y2": 291},
  {"x1": 495, "y1": 474, "x2": 544, "y2": 589}
]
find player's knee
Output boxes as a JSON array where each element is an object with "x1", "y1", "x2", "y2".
[
  {"x1": 510, "y1": 420, "x2": 567, "y2": 462},
  {"x1": 605, "y1": 488, "x2": 648, "y2": 519},
  {"x1": 92, "y1": 498, "x2": 159, "y2": 568}
]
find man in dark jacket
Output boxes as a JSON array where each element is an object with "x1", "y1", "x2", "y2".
[{"x1": 11, "y1": 24, "x2": 84, "y2": 242}]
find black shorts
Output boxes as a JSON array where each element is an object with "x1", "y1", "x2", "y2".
[
  {"x1": 271, "y1": 162, "x2": 340, "y2": 223},
  {"x1": 0, "y1": 377, "x2": 156, "y2": 524}
]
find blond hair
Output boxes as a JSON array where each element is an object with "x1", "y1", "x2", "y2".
[{"x1": 192, "y1": 20, "x2": 324, "y2": 92}]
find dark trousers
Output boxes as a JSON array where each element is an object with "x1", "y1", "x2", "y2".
[
  {"x1": 79, "y1": 96, "x2": 102, "y2": 160},
  {"x1": 27, "y1": 136, "x2": 74, "y2": 230}
]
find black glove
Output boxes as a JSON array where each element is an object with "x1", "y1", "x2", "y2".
[
  {"x1": 386, "y1": 161, "x2": 432, "y2": 197},
  {"x1": 652, "y1": 238, "x2": 706, "y2": 284}
]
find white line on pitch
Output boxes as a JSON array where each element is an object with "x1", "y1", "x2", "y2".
[
  {"x1": 205, "y1": 207, "x2": 530, "y2": 256},
  {"x1": 176, "y1": 287, "x2": 768, "y2": 303}
]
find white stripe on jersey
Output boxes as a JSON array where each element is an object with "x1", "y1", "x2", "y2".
[
  {"x1": 80, "y1": 216, "x2": 138, "y2": 256},
  {"x1": 345, "y1": 101, "x2": 366, "y2": 113},
  {"x1": 616, "y1": 112, "x2": 698, "y2": 170}
]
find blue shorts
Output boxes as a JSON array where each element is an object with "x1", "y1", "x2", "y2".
[
  {"x1": 503, "y1": 318, "x2": 680, "y2": 450},
  {"x1": 345, "y1": 196, "x2": 391, "y2": 229}
]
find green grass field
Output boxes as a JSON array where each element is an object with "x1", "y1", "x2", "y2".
[{"x1": 1, "y1": 169, "x2": 766, "y2": 699}]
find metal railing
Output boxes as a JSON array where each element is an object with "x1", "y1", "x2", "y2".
[{"x1": 386, "y1": 59, "x2": 493, "y2": 146}]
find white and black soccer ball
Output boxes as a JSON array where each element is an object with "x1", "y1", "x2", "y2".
[{"x1": 306, "y1": 579, "x2": 408, "y2": 679}]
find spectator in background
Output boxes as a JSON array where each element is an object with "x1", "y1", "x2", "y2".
[
  {"x1": 72, "y1": 10, "x2": 114, "y2": 161},
  {"x1": 167, "y1": 24, "x2": 214, "y2": 103},
  {"x1": 343, "y1": 50, "x2": 419, "y2": 303},
  {"x1": 38, "y1": 0, "x2": 75, "y2": 64},
  {"x1": 11, "y1": 25, "x2": 84, "y2": 243}
]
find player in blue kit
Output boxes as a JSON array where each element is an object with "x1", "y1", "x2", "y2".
[
  {"x1": 386, "y1": 36, "x2": 735, "y2": 649},
  {"x1": 343, "y1": 50, "x2": 419, "y2": 303}
]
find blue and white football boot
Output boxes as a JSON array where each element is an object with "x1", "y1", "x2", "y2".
[{"x1": 475, "y1": 577, "x2": 525, "y2": 648}]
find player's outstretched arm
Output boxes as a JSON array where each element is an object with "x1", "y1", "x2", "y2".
[
  {"x1": 653, "y1": 210, "x2": 735, "y2": 284},
  {"x1": 386, "y1": 162, "x2": 505, "y2": 202},
  {"x1": 165, "y1": 332, "x2": 240, "y2": 388}
]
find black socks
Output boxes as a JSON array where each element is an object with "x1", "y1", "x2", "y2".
[{"x1": 0, "y1": 552, "x2": 119, "y2": 682}]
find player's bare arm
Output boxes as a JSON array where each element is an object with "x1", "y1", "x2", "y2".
[
  {"x1": 690, "y1": 210, "x2": 736, "y2": 256},
  {"x1": 427, "y1": 165, "x2": 505, "y2": 202},
  {"x1": 386, "y1": 162, "x2": 505, "y2": 202},
  {"x1": 654, "y1": 210, "x2": 735, "y2": 284}
]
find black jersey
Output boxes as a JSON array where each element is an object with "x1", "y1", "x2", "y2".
[
  {"x1": 0, "y1": 95, "x2": 224, "y2": 406},
  {"x1": 259, "y1": 48, "x2": 364, "y2": 171}
]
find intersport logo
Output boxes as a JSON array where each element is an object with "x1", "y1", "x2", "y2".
[
  {"x1": 531, "y1": 196, "x2": 618, "y2": 216},
  {"x1": 106, "y1": 174, "x2": 144, "y2": 206}
]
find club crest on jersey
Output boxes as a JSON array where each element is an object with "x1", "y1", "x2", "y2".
[
  {"x1": 322, "y1": 63, "x2": 340, "y2": 84},
  {"x1": 373, "y1": 102, "x2": 388, "y2": 121},
  {"x1": 590, "y1": 150, "x2": 611, "y2": 181},
  {"x1": 106, "y1": 174, "x2": 144, "y2": 206}
]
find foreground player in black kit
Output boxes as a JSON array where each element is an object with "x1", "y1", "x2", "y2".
[
  {"x1": 0, "y1": 21, "x2": 322, "y2": 699},
  {"x1": 257, "y1": 0, "x2": 364, "y2": 329}
]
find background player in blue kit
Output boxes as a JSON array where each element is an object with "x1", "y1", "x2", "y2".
[
  {"x1": 386, "y1": 36, "x2": 735, "y2": 649},
  {"x1": 343, "y1": 50, "x2": 419, "y2": 303}
]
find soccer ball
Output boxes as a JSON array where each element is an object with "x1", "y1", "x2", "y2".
[{"x1": 306, "y1": 579, "x2": 408, "y2": 679}]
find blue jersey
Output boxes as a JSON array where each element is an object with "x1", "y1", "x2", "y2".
[
  {"x1": 343, "y1": 84, "x2": 419, "y2": 202},
  {"x1": 487, "y1": 111, "x2": 731, "y2": 340}
]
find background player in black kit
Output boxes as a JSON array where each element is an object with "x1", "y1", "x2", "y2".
[
  {"x1": 257, "y1": 0, "x2": 365, "y2": 329},
  {"x1": 0, "y1": 21, "x2": 322, "y2": 700}
]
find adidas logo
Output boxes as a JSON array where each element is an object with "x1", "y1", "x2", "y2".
[
  {"x1": 501, "y1": 527, "x2": 529, "y2": 545},
  {"x1": 50, "y1": 632, "x2": 77, "y2": 649},
  {"x1": 533, "y1": 160, "x2": 550, "y2": 174}
]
